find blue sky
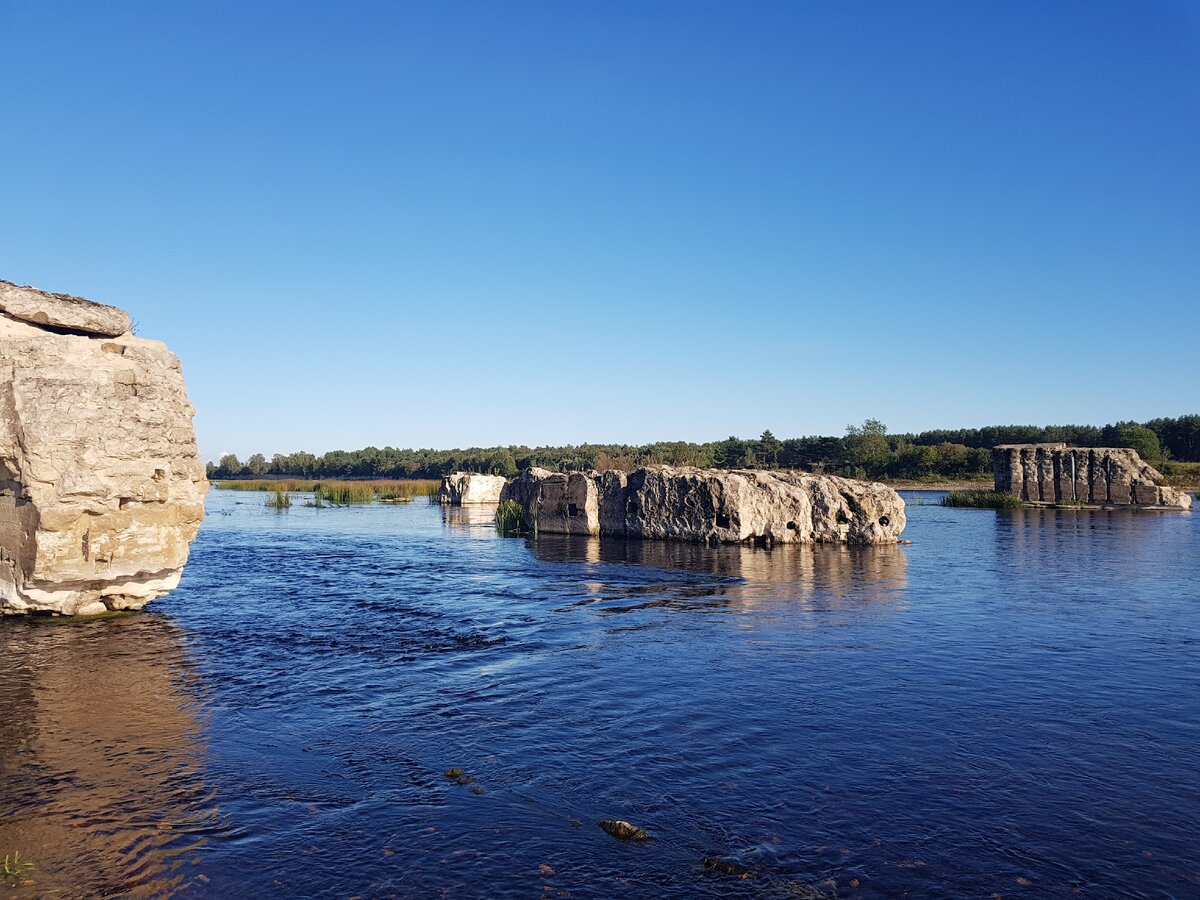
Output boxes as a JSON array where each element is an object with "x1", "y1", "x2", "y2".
[{"x1": 3, "y1": 1, "x2": 1197, "y2": 462}]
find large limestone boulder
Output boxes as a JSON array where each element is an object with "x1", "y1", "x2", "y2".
[
  {"x1": 502, "y1": 466, "x2": 905, "y2": 545},
  {"x1": 1, "y1": 281, "x2": 207, "y2": 615},
  {"x1": 437, "y1": 471, "x2": 507, "y2": 504},
  {"x1": 994, "y1": 444, "x2": 1192, "y2": 508}
]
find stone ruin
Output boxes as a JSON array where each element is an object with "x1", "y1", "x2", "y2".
[
  {"x1": 1, "y1": 280, "x2": 207, "y2": 615},
  {"x1": 993, "y1": 444, "x2": 1191, "y2": 509},
  {"x1": 500, "y1": 466, "x2": 906, "y2": 545},
  {"x1": 437, "y1": 472, "x2": 507, "y2": 504}
]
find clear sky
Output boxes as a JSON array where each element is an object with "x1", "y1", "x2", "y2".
[{"x1": 3, "y1": 1, "x2": 1197, "y2": 462}]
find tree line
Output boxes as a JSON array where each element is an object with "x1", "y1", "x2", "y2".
[{"x1": 207, "y1": 414, "x2": 1200, "y2": 483}]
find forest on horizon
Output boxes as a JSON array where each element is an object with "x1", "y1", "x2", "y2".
[{"x1": 208, "y1": 415, "x2": 1200, "y2": 484}]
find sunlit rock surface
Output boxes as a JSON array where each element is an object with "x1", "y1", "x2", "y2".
[
  {"x1": 0, "y1": 280, "x2": 206, "y2": 615},
  {"x1": 502, "y1": 466, "x2": 906, "y2": 545},
  {"x1": 437, "y1": 472, "x2": 507, "y2": 504},
  {"x1": 994, "y1": 444, "x2": 1192, "y2": 509}
]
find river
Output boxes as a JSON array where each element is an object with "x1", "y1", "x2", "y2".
[{"x1": 1, "y1": 490, "x2": 1197, "y2": 897}]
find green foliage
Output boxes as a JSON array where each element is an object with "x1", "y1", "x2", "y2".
[
  {"x1": 494, "y1": 500, "x2": 533, "y2": 536},
  {"x1": 941, "y1": 490, "x2": 1025, "y2": 509},
  {"x1": 1102, "y1": 422, "x2": 1163, "y2": 464},
  {"x1": 217, "y1": 479, "x2": 440, "y2": 502},
  {"x1": 207, "y1": 415, "x2": 1200, "y2": 484},
  {"x1": 2, "y1": 851, "x2": 35, "y2": 883},
  {"x1": 265, "y1": 488, "x2": 291, "y2": 509}
]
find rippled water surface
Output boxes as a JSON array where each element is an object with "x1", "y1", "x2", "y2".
[{"x1": 2, "y1": 491, "x2": 1199, "y2": 898}]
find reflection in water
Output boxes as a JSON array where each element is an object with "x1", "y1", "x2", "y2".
[
  {"x1": 0, "y1": 616, "x2": 220, "y2": 897},
  {"x1": 441, "y1": 502, "x2": 500, "y2": 531},
  {"x1": 996, "y1": 506, "x2": 1194, "y2": 598},
  {"x1": 529, "y1": 534, "x2": 908, "y2": 612}
]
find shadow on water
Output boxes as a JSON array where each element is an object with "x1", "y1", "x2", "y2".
[{"x1": 0, "y1": 615, "x2": 221, "y2": 897}]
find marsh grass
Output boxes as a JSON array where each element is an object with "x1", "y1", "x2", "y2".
[
  {"x1": 2, "y1": 851, "x2": 34, "y2": 883},
  {"x1": 1159, "y1": 460, "x2": 1200, "y2": 490},
  {"x1": 265, "y1": 488, "x2": 292, "y2": 509},
  {"x1": 495, "y1": 500, "x2": 533, "y2": 536},
  {"x1": 942, "y1": 490, "x2": 1025, "y2": 509},
  {"x1": 218, "y1": 479, "x2": 440, "y2": 504}
]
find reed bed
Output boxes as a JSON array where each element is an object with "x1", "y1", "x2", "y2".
[
  {"x1": 941, "y1": 490, "x2": 1025, "y2": 509},
  {"x1": 216, "y1": 479, "x2": 440, "y2": 504},
  {"x1": 265, "y1": 488, "x2": 292, "y2": 509},
  {"x1": 494, "y1": 499, "x2": 534, "y2": 535}
]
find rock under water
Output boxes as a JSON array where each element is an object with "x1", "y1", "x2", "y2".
[{"x1": 0, "y1": 280, "x2": 207, "y2": 616}]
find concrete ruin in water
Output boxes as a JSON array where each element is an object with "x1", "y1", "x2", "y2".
[
  {"x1": 444, "y1": 467, "x2": 906, "y2": 545},
  {"x1": 993, "y1": 444, "x2": 1191, "y2": 509}
]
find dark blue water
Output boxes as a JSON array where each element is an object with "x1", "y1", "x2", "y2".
[{"x1": 2, "y1": 491, "x2": 1198, "y2": 898}]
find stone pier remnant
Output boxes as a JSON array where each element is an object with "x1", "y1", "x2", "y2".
[
  {"x1": 501, "y1": 466, "x2": 906, "y2": 545},
  {"x1": 993, "y1": 444, "x2": 1192, "y2": 508},
  {"x1": 1, "y1": 280, "x2": 208, "y2": 615},
  {"x1": 437, "y1": 472, "x2": 507, "y2": 504}
]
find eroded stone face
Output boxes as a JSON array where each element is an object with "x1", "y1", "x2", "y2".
[
  {"x1": 1, "y1": 286, "x2": 206, "y2": 615},
  {"x1": 502, "y1": 466, "x2": 906, "y2": 545}
]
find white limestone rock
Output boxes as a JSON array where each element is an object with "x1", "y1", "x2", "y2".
[
  {"x1": 0, "y1": 279, "x2": 133, "y2": 337},
  {"x1": 0, "y1": 283, "x2": 206, "y2": 615},
  {"x1": 437, "y1": 472, "x2": 507, "y2": 504}
]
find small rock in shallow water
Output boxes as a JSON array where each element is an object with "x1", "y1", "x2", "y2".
[
  {"x1": 539, "y1": 864, "x2": 555, "y2": 877},
  {"x1": 444, "y1": 768, "x2": 466, "y2": 779},
  {"x1": 599, "y1": 819, "x2": 649, "y2": 841},
  {"x1": 703, "y1": 857, "x2": 754, "y2": 878}
]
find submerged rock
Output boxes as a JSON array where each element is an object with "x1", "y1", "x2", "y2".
[
  {"x1": 703, "y1": 857, "x2": 755, "y2": 878},
  {"x1": 599, "y1": 819, "x2": 650, "y2": 841},
  {"x1": 0, "y1": 280, "x2": 206, "y2": 616},
  {"x1": 993, "y1": 444, "x2": 1192, "y2": 508},
  {"x1": 437, "y1": 471, "x2": 507, "y2": 504},
  {"x1": 502, "y1": 466, "x2": 905, "y2": 545}
]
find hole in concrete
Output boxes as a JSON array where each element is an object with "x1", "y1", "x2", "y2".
[
  {"x1": 786, "y1": 521, "x2": 797, "y2": 530},
  {"x1": 567, "y1": 503, "x2": 579, "y2": 517},
  {"x1": 879, "y1": 515, "x2": 890, "y2": 527},
  {"x1": 716, "y1": 514, "x2": 731, "y2": 529}
]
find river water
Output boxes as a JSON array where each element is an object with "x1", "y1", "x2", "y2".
[{"x1": 1, "y1": 490, "x2": 1198, "y2": 898}]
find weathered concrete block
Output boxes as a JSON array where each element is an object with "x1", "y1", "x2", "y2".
[
  {"x1": 504, "y1": 466, "x2": 905, "y2": 545},
  {"x1": 1133, "y1": 483, "x2": 1161, "y2": 505},
  {"x1": 438, "y1": 472, "x2": 506, "y2": 504},
  {"x1": 992, "y1": 444, "x2": 1191, "y2": 508}
]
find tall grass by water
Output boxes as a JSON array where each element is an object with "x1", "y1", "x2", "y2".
[
  {"x1": 264, "y1": 488, "x2": 292, "y2": 509},
  {"x1": 494, "y1": 499, "x2": 534, "y2": 536},
  {"x1": 941, "y1": 490, "x2": 1026, "y2": 509},
  {"x1": 217, "y1": 479, "x2": 440, "y2": 505}
]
